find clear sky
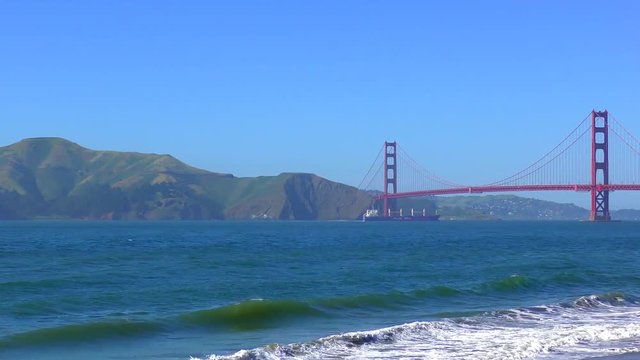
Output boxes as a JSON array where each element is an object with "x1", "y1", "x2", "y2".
[{"x1": 1, "y1": 1, "x2": 639, "y2": 208}]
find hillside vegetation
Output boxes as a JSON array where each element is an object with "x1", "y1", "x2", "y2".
[
  {"x1": 392, "y1": 195, "x2": 589, "y2": 220},
  {"x1": 0, "y1": 138, "x2": 371, "y2": 220}
]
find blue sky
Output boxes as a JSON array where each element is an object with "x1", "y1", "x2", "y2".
[{"x1": 1, "y1": 1, "x2": 639, "y2": 208}]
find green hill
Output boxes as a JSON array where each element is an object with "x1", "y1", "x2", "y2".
[
  {"x1": 388, "y1": 195, "x2": 589, "y2": 220},
  {"x1": 0, "y1": 138, "x2": 372, "y2": 220},
  {"x1": 434, "y1": 195, "x2": 589, "y2": 220}
]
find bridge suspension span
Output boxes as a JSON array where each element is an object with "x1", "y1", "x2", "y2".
[{"x1": 358, "y1": 110, "x2": 640, "y2": 221}]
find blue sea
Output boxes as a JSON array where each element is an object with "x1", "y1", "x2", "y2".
[{"x1": 1, "y1": 221, "x2": 640, "y2": 359}]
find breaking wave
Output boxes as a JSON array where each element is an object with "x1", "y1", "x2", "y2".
[{"x1": 200, "y1": 292, "x2": 640, "y2": 360}]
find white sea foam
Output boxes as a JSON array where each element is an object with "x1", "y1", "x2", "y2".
[{"x1": 198, "y1": 295, "x2": 640, "y2": 360}]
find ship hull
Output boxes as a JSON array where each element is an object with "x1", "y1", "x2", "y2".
[{"x1": 363, "y1": 215, "x2": 440, "y2": 222}]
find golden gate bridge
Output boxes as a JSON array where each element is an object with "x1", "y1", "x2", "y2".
[{"x1": 359, "y1": 110, "x2": 640, "y2": 221}]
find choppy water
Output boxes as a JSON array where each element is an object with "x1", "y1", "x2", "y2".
[{"x1": 1, "y1": 221, "x2": 640, "y2": 359}]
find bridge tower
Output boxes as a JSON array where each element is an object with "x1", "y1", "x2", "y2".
[
  {"x1": 590, "y1": 110, "x2": 611, "y2": 221},
  {"x1": 383, "y1": 141, "x2": 397, "y2": 216}
]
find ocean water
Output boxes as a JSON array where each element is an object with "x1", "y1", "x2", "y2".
[{"x1": 1, "y1": 221, "x2": 640, "y2": 360}]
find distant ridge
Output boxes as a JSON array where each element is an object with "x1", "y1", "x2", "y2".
[{"x1": 0, "y1": 138, "x2": 371, "y2": 220}]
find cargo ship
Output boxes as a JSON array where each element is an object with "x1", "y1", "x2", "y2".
[{"x1": 362, "y1": 209, "x2": 440, "y2": 222}]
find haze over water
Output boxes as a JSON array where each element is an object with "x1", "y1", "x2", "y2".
[{"x1": 1, "y1": 221, "x2": 640, "y2": 359}]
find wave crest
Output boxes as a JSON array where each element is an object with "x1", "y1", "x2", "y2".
[
  {"x1": 203, "y1": 292, "x2": 640, "y2": 360},
  {"x1": 179, "y1": 299, "x2": 325, "y2": 331},
  {"x1": 571, "y1": 291, "x2": 639, "y2": 308},
  {"x1": 0, "y1": 320, "x2": 161, "y2": 349},
  {"x1": 482, "y1": 274, "x2": 534, "y2": 292},
  {"x1": 316, "y1": 286, "x2": 460, "y2": 310}
]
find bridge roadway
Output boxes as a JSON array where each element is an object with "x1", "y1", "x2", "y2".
[{"x1": 374, "y1": 184, "x2": 640, "y2": 200}]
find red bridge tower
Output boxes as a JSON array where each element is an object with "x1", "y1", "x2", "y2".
[
  {"x1": 383, "y1": 141, "x2": 397, "y2": 216},
  {"x1": 590, "y1": 110, "x2": 611, "y2": 221}
]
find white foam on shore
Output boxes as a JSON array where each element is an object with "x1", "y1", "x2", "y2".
[{"x1": 198, "y1": 295, "x2": 640, "y2": 360}]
